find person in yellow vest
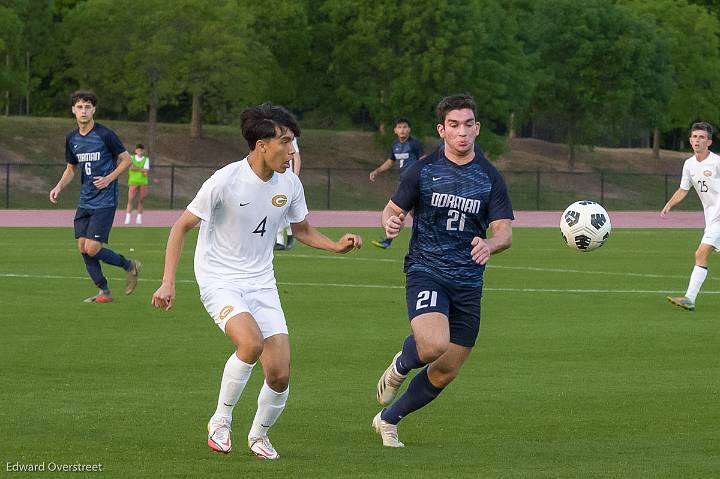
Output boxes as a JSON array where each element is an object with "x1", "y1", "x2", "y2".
[{"x1": 125, "y1": 144, "x2": 150, "y2": 225}]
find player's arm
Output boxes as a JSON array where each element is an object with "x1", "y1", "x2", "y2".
[
  {"x1": 293, "y1": 149, "x2": 301, "y2": 175},
  {"x1": 151, "y1": 210, "x2": 201, "y2": 310},
  {"x1": 471, "y1": 219, "x2": 512, "y2": 266},
  {"x1": 369, "y1": 159, "x2": 394, "y2": 182},
  {"x1": 290, "y1": 219, "x2": 362, "y2": 253},
  {"x1": 49, "y1": 164, "x2": 78, "y2": 203},
  {"x1": 93, "y1": 151, "x2": 132, "y2": 189},
  {"x1": 661, "y1": 188, "x2": 689, "y2": 217}
]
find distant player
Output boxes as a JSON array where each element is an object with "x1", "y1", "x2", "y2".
[
  {"x1": 662, "y1": 121, "x2": 720, "y2": 311},
  {"x1": 372, "y1": 94, "x2": 513, "y2": 447},
  {"x1": 275, "y1": 137, "x2": 302, "y2": 250},
  {"x1": 49, "y1": 90, "x2": 141, "y2": 303},
  {"x1": 369, "y1": 118, "x2": 424, "y2": 249},
  {"x1": 151, "y1": 102, "x2": 362, "y2": 460},
  {"x1": 124, "y1": 144, "x2": 150, "y2": 225}
]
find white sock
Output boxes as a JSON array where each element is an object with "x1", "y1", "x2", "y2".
[
  {"x1": 685, "y1": 265, "x2": 708, "y2": 303},
  {"x1": 136, "y1": 213, "x2": 142, "y2": 224},
  {"x1": 285, "y1": 226, "x2": 292, "y2": 236},
  {"x1": 248, "y1": 381, "x2": 289, "y2": 439},
  {"x1": 276, "y1": 229, "x2": 284, "y2": 245},
  {"x1": 213, "y1": 353, "x2": 255, "y2": 419},
  {"x1": 124, "y1": 213, "x2": 131, "y2": 224}
]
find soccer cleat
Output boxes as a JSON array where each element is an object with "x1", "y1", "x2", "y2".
[
  {"x1": 248, "y1": 436, "x2": 279, "y2": 460},
  {"x1": 376, "y1": 352, "x2": 407, "y2": 406},
  {"x1": 135, "y1": 214, "x2": 142, "y2": 225},
  {"x1": 83, "y1": 290, "x2": 113, "y2": 303},
  {"x1": 667, "y1": 296, "x2": 695, "y2": 311},
  {"x1": 207, "y1": 416, "x2": 232, "y2": 453},
  {"x1": 371, "y1": 238, "x2": 392, "y2": 249},
  {"x1": 372, "y1": 411, "x2": 404, "y2": 448},
  {"x1": 125, "y1": 260, "x2": 142, "y2": 295},
  {"x1": 274, "y1": 243, "x2": 286, "y2": 251}
]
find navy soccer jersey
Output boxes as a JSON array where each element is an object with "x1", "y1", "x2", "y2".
[
  {"x1": 391, "y1": 137, "x2": 424, "y2": 176},
  {"x1": 391, "y1": 146, "x2": 514, "y2": 288},
  {"x1": 65, "y1": 123, "x2": 126, "y2": 209}
]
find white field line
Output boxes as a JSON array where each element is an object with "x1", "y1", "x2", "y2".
[{"x1": 0, "y1": 272, "x2": 715, "y2": 295}]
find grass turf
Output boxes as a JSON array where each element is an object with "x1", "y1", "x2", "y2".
[{"x1": 0, "y1": 226, "x2": 719, "y2": 478}]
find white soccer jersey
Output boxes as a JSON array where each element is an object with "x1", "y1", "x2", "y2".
[
  {"x1": 680, "y1": 151, "x2": 720, "y2": 227},
  {"x1": 188, "y1": 158, "x2": 308, "y2": 289}
]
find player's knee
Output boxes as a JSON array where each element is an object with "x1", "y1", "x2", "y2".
[
  {"x1": 416, "y1": 341, "x2": 448, "y2": 364},
  {"x1": 265, "y1": 371, "x2": 290, "y2": 392},
  {"x1": 84, "y1": 244, "x2": 101, "y2": 256},
  {"x1": 429, "y1": 368, "x2": 458, "y2": 388},
  {"x1": 234, "y1": 340, "x2": 263, "y2": 363}
]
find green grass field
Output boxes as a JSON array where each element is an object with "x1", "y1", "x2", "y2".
[{"x1": 1, "y1": 226, "x2": 719, "y2": 478}]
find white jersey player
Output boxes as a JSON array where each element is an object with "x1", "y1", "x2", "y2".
[
  {"x1": 275, "y1": 137, "x2": 302, "y2": 250},
  {"x1": 151, "y1": 103, "x2": 362, "y2": 460},
  {"x1": 662, "y1": 121, "x2": 720, "y2": 311}
]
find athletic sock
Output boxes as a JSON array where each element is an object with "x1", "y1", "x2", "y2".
[
  {"x1": 386, "y1": 237, "x2": 394, "y2": 244},
  {"x1": 396, "y1": 335, "x2": 424, "y2": 375},
  {"x1": 82, "y1": 253, "x2": 108, "y2": 291},
  {"x1": 213, "y1": 353, "x2": 255, "y2": 419},
  {"x1": 381, "y1": 367, "x2": 443, "y2": 425},
  {"x1": 94, "y1": 248, "x2": 132, "y2": 270},
  {"x1": 124, "y1": 213, "x2": 131, "y2": 224},
  {"x1": 276, "y1": 229, "x2": 284, "y2": 245},
  {"x1": 135, "y1": 213, "x2": 142, "y2": 224},
  {"x1": 247, "y1": 381, "x2": 289, "y2": 439},
  {"x1": 686, "y1": 265, "x2": 708, "y2": 303}
]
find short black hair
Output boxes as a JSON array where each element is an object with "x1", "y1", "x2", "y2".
[
  {"x1": 240, "y1": 102, "x2": 300, "y2": 150},
  {"x1": 135, "y1": 144, "x2": 145, "y2": 149},
  {"x1": 691, "y1": 121, "x2": 714, "y2": 138},
  {"x1": 436, "y1": 94, "x2": 477, "y2": 124},
  {"x1": 70, "y1": 90, "x2": 97, "y2": 107},
  {"x1": 394, "y1": 117, "x2": 411, "y2": 127}
]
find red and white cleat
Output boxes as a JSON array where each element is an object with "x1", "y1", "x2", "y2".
[
  {"x1": 248, "y1": 436, "x2": 279, "y2": 460},
  {"x1": 207, "y1": 416, "x2": 232, "y2": 453}
]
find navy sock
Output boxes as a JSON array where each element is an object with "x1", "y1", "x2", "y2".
[
  {"x1": 381, "y1": 368, "x2": 443, "y2": 425},
  {"x1": 82, "y1": 253, "x2": 108, "y2": 291},
  {"x1": 95, "y1": 248, "x2": 131, "y2": 270},
  {"x1": 386, "y1": 237, "x2": 393, "y2": 244},
  {"x1": 396, "y1": 335, "x2": 424, "y2": 375}
]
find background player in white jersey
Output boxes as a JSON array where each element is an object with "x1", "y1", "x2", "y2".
[
  {"x1": 151, "y1": 103, "x2": 362, "y2": 460},
  {"x1": 662, "y1": 121, "x2": 720, "y2": 311},
  {"x1": 275, "y1": 137, "x2": 302, "y2": 250}
]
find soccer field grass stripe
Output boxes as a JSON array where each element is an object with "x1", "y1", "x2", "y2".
[{"x1": 0, "y1": 271, "x2": 716, "y2": 295}]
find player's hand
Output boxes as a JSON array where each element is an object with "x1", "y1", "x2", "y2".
[
  {"x1": 335, "y1": 234, "x2": 362, "y2": 253},
  {"x1": 49, "y1": 186, "x2": 61, "y2": 204},
  {"x1": 384, "y1": 213, "x2": 405, "y2": 239},
  {"x1": 93, "y1": 175, "x2": 111, "y2": 189},
  {"x1": 470, "y1": 236, "x2": 491, "y2": 265},
  {"x1": 369, "y1": 170, "x2": 377, "y2": 182},
  {"x1": 660, "y1": 205, "x2": 670, "y2": 217},
  {"x1": 151, "y1": 283, "x2": 175, "y2": 311}
]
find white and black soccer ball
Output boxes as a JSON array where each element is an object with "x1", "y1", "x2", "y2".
[{"x1": 560, "y1": 200, "x2": 611, "y2": 252}]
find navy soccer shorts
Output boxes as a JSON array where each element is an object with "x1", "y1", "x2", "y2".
[
  {"x1": 405, "y1": 271, "x2": 482, "y2": 347},
  {"x1": 74, "y1": 207, "x2": 116, "y2": 243}
]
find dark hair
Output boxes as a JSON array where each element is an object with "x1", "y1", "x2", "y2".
[
  {"x1": 394, "y1": 117, "x2": 411, "y2": 127},
  {"x1": 240, "y1": 102, "x2": 300, "y2": 150},
  {"x1": 70, "y1": 90, "x2": 97, "y2": 107},
  {"x1": 135, "y1": 144, "x2": 145, "y2": 149},
  {"x1": 436, "y1": 94, "x2": 477, "y2": 124},
  {"x1": 691, "y1": 121, "x2": 714, "y2": 138}
]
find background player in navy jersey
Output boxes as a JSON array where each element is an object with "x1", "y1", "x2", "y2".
[
  {"x1": 49, "y1": 90, "x2": 141, "y2": 303},
  {"x1": 372, "y1": 94, "x2": 513, "y2": 447},
  {"x1": 369, "y1": 118, "x2": 424, "y2": 249}
]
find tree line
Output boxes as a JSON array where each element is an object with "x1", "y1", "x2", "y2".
[{"x1": 1, "y1": 0, "x2": 720, "y2": 166}]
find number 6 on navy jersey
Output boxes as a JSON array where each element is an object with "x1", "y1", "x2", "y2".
[{"x1": 416, "y1": 290, "x2": 438, "y2": 310}]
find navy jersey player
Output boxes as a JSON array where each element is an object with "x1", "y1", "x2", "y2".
[
  {"x1": 369, "y1": 118, "x2": 424, "y2": 249},
  {"x1": 372, "y1": 94, "x2": 513, "y2": 447},
  {"x1": 49, "y1": 90, "x2": 141, "y2": 303}
]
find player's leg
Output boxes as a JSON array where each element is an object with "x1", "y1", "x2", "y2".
[
  {"x1": 208, "y1": 310, "x2": 264, "y2": 453},
  {"x1": 85, "y1": 207, "x2": 142, "y2": 295},
  {"x1": 245, "y1": 287, "x2": 290, "y2": 460},
  {"x1": 275, "y1": 222, "x2": 286, "y2": 250},
  {"x1": 125, "y1": 186, "x2": 137, "y2": 224},
  {"x1": 668, "y1": 238, "x2": 717, "y2": 310},
  {"x1": 75, "y1": 208, "x2": 111, "y2": 302},
  {"x1": 248, "y1": 333, "x2": 289, "y2": 460},
  {"x1": 136, "y1": 186, "x2": 147, "y2": 224},
  {"x1": 284, "y1": 225, "x2": 294, "y2": 249}
]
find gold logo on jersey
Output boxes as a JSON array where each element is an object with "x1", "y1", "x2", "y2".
[
  {"x1": 271, "y1": 194, "x2": 288, "y2": 207},
  {"x1": 219, "y1": 305, "x2": 234, "y2": 321},
  {"x1": 704, "y1": 170, "x2": 712, "y2": 177}
]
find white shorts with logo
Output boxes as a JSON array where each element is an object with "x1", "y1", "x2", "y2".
[
  {"x1": 702, "y1": 222, "x2": 720, "y2": 250},
  {"x1": 200, "y1": 285, "x2": 288, "y2": 338}
]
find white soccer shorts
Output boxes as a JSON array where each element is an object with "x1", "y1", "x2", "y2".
[
  {"x1": 200, "y1": 285, "x2": 288, "y2": 338},
  {"x1": 702, "y1": 223, "x2": 720, "y2": 250}
]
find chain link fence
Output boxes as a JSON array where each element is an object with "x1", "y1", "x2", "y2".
[{"x1": 1, "y1": 163, "x2": 701, "y2": 211}]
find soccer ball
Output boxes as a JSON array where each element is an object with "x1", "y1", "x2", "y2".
[{"x1": 560, "y1": 200, "x2": 611, "y2": 252}]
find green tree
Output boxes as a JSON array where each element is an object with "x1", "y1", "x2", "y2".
[
  {"x1": 0, "y1": 5, "x2": 23, "y2": 115},
  {"x1": 527, "y1": 0, "x2": 672, "y2": 168}
]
